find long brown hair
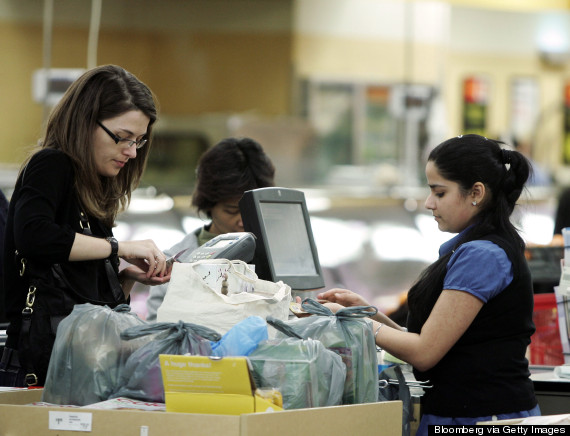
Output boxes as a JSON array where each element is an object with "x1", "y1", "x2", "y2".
[{"x1": 29, "y1": 64, "x2": 158, "y2": 227}]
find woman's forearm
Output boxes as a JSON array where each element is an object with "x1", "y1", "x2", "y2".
[
  {"x1": 68, "y1": 232, "x2": 113, "y2": 261},
  {"x1": 118, "y1": 269, "x2": 135, "y2": 298},
  {"x1": 370, "y1": 309, "x2": 404, "y2": 330}
]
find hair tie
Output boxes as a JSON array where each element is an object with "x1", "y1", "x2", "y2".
[{"x1": 501, "y1": 149, "x2": 512, "y2": 165}]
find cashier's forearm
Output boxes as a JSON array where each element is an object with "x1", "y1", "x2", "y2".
[
  {"x1": 370, "y1": 310, "x2": 402, "y2": 330},
  {"x1": 372, "y1": 319, "x2": 425, "y2": 368}
]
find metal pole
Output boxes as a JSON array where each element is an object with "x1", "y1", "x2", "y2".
[
  {"x1": 42, "y1": 0, "x2": 54, "y2": 122},
  {"x1": 87, "y1": 0, "x2": 102, "y2": 69},
  {"x1": 403, "y1": 0, "x2": 419, "y2": 187}
]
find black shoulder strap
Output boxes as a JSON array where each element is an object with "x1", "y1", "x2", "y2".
[{"x1": 77, "y1": 210, "x2": 125, "y2": 304}]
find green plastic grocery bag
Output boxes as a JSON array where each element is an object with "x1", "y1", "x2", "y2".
[
  {"x1": 248, "y1": 335, "x2": 346, "y2": 410},
  {"x1": 270, "y1": 298, "x2": 379, "y2": 405}
]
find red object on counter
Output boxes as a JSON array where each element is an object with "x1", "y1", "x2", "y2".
[{"x1": 529, "y1": 293, "x2": 564, "y2": 366}]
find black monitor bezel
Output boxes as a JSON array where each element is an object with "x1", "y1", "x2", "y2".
[{"x1": 239, "y1": 187, "x2": 325, "y2": 290}]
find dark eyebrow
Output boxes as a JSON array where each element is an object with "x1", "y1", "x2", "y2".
[
  {"x1": 221, "y1": 203, "x2": 240, "y2": 211},
  {"x1": 117, "y1": 127, "x2": 146, "y2": 138},
  {"x1": 428, "y1": 184, "x2": 446, "y2": 189}
]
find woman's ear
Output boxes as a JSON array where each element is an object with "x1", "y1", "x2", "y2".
[{"x1": 471, "y1": 182, "x2": 486, "y2": 204}]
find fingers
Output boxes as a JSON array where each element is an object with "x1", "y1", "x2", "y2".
[
  {"x1": 135, "y1": 240, "x2": 166, "y2": 278},
  {"x1": 119, "y1": 240, "x2": 168, "y2": 279},
  {"x1": 317, "y1": 288, "x2": 350, "y2": 301},
  {"x1": 149, "y1": 252, "x2": 167, "y2": 278},
  {"x1": 123, "y1": 264, "x2": 171, "y2": 285},
  {"x1": 317, "y1": 288, "x2": 370, "y2": 308}
]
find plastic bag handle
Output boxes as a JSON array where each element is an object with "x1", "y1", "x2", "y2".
[
  {"x1": 120, "y1": 320, "x2": 221, "y2": 342},
  {"x1": 300, "y1": 298, "x2": 378, "y2": 319},
  {"x1": 266, "y1": 316, "x2": 304, "y2": 339},
  {"x1": 113, "y1": 303, "x2": 132, "y2": 313}
]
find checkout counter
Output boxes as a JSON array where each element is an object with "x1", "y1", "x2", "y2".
[
  {"x1": 388, "y1": 355, "x2": 570, "y2": 432},
  {"x1": 526, "y1": 246, "x2": 570, "y2": 414},
  {"x1": 531, "y1": 365, "x2": 570, "y2": 415}
]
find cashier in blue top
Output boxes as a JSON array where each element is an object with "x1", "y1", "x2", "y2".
[
  {"x1": 145, "y1": 137, "x2": 275, "y2": 321},
  {"x1": 318, "y1": 134, "x2": 540, "y2": 433}
]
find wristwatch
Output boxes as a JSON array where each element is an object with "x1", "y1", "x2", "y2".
[{"x1": 105, "y1": 237, "x2": 119, "y2": 257}]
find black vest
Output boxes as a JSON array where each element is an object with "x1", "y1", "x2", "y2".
[{"x1": 409, "y1": 233, "x2": 537, "y2": 417}]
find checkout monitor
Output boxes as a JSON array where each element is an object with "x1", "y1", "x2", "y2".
[{"x1": 239, "y1": 187, "x2": 325, "y2": 290}]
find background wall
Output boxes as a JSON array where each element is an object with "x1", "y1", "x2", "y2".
[
  {"x1": 1, "y1": 0, "x2": 570, "y2": 187},
  {"x1": 293, "y1": 0, "x2": 570, "y2": 176},
  {"x1": 0, "y1": 0, "x2": 293, "y2": 165}
]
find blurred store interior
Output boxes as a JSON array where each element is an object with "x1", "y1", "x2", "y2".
[{"x1": 1, "y1": 0, "x2": 570, "y2": 361}]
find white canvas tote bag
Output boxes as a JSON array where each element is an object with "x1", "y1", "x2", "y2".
[{"x1": 156, "y1": 259, "x2": 292, "y2": 335}]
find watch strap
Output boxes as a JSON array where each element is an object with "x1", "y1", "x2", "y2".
[{"x1": 105, "y1": 237, "x2": 118, "y2": 257}]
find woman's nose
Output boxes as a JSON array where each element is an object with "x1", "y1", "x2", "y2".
[{"x1": 123, "y1": 145, "x2": 137, "y2": 159}]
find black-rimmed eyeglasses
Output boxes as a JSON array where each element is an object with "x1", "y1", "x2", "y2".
[{"x1": 97, "y1": 121, "x2": 147, "y2": 149}]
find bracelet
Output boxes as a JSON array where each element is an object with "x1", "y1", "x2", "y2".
[{"x1": 374, "y1": 323, "x2": 384, "y2": 342}]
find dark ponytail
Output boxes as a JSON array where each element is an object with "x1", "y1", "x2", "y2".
[{"x1": 499, "y1": 148, "x2": 531, "y2": 218}]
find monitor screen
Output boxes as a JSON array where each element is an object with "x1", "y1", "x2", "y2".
[{"x1": 239, "y1": 187, "x2": 325, "y2": 290}]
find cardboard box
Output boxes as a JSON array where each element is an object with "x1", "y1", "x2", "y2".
[
  {"x1": 0, "y1": 388, "x2": 43, "y2": 404},
  {"x1": 159, "y1": 354, "x2": 282, "y2": 415},
  {"x1": 0, "y1": 389, "x2": 402, "y2": 436}
]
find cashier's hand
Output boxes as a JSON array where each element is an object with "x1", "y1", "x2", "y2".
[
  {"x1": 293, "y1": 296, "x2": 345, "y2": 314},
  {"x1": 317, "y1": 288, "x2": 371, "y2": 308}
]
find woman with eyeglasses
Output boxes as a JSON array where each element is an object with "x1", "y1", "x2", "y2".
[{"x1": 0, "y1": 65, "x2": 170, "y2": 387}]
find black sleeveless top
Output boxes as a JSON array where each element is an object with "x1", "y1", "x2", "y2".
[{"x1": 408, "y1": 233, "x2": 537, "y2": 417}]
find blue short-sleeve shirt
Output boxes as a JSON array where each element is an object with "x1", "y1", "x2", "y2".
[{"x1": 439, "y1": 230, "x2": 513, "y2": 303}]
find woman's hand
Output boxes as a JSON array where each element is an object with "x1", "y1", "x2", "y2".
[
  {"x1": 317, "y1": 288, "x2": 372, "y2": 308},
  {"x1": 121, "y1": 265, "x2": 171, "y2": 286},
  {"x1": 322, "y1": 302, "x2": 345, "y2": 313},
  {"x1": 118, "y1": 240, "x2": 169, "y2": 279},
  {"x1": 118, "y1": 265, "x2": 171, "y2": 299},
  {"x1": 70, "y1": 235, "x2": 168, "y2": 280},
  {"x1": 293, "y1": 296, "x2": 344, "y2": 314}
]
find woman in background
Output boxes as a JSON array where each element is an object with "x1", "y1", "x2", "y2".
[
  {"x1": 145, "y1": 136, "x2": 275, "y2": 321},
  {"x1": 318, "y1": 134, "x2": 540, "y2": 433},
  {"x1": 1, "y1": 65, "x2": 170, "y2": 387}
]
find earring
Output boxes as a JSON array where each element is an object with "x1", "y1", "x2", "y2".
[{"x1": 472, "y1": 201, "x2": 477, "y2": 206}]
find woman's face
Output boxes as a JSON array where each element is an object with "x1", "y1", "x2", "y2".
[
  {"x1": 208, "y1": 197, "x2": 244, "y2": 236},
  {"x1": 424, "y1": 161, "x2": 479, "y2": 234},
  {"x1": 93, "y1": 110, "x2": 149, "y2": 177}
]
